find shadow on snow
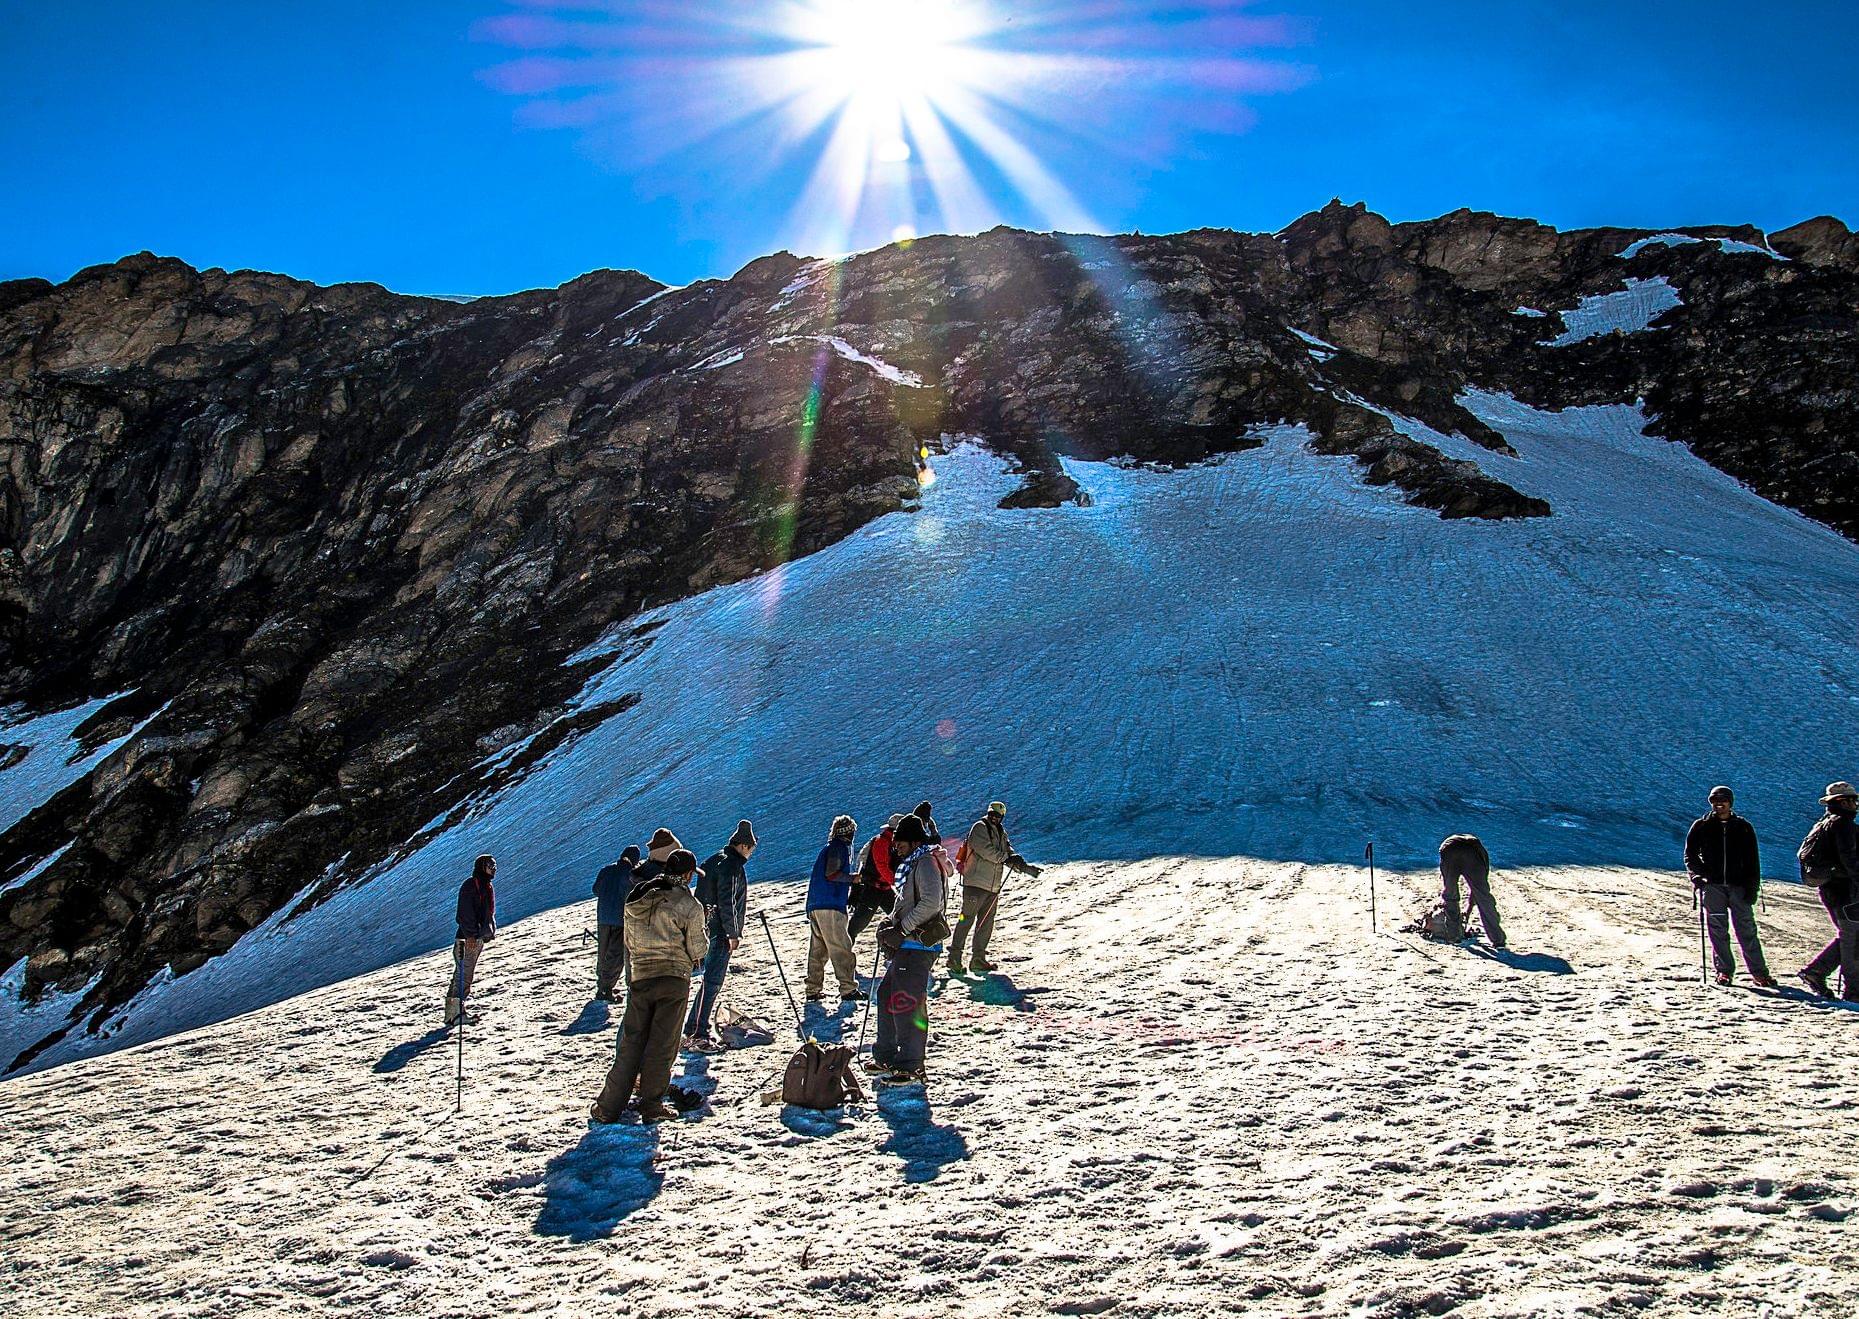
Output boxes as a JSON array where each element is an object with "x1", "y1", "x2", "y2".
[
  {"x1": 372, "y1": 1027, "x2": 452, "y2": 1074},
  {"x1": 535, "y1": 1124, "x2": 664, "y2": 1241},
  {"x1": 877, "y1": 1085, "x2": 968, "y2": 1184}
]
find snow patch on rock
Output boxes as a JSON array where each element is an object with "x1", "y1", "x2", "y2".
[
  {"x1": 0, "y1": 691, "x2": 141, "y2": 836},
  {"x1": 1547, "y1": 277, "x2": 1682, "y2": 345}
]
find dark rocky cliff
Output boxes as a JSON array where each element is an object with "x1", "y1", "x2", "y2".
[{"x1": 3, "y1": 204, "x2": 1856, "y2": 1069}]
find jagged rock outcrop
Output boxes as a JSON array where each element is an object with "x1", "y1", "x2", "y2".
[
  {"x1": 3, "y1": 204, "x2": 1857, "y2": 1068},
  {"x1": 1770, "y1": 216, "x2": 1858, "y2": 271}
]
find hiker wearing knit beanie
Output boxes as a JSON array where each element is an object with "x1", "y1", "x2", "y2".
[{"x1": 686, "y1": 820, "x2": 758, "y2": 1044}]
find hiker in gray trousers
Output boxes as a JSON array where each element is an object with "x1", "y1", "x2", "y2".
[{"x1": 1439, "y1": 835, "x2": 1506, "y2": 950}]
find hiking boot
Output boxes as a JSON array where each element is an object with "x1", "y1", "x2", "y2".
[
  {"x1": 861, "y1": 1057, "x2": 897, "y2": 1074},
  {"x1": 1714, "y1": 972, "x2": 1733, "y2": 987},
  {"x1": 804, "y1": 992, "x2": 825, "y2": 1002},
  {"x1": 840, "y1": 992, "x2": 863, "y2": 1004},
  {"x1": 972, "y1": 958, "x2": 997, "y2": 973},
  {"x1": 946, "y1": 960, "x2": 966, "y2": 975},
  {"x1": 682, "y1": 1033, "x2": 717, "y2": 1052},
  {"x1": 637, "y1": 1099, "x2": 678, "y2": 1123},
  {"x1": 588, "y1": 1101, "x2": 621, "y2": 1125},
  {"x1": 877, "y1": 1067, "x2": 926, "y2": 1086},
  {"x1": 444, "y1": 996, "x2": 462, "y2": 1025},
  {"x1": 1751, "y1": 974, "x2": 1780, "y2": 990},
  {"x1": 1797, "y1": 968, "x2": 1832, "y2": 998}
]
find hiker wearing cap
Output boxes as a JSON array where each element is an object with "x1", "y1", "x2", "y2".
[
  {"x1": 591, "y1": 848, "x2": 709, "y2": 1124},
  {"x1": 1439, "y1": 835, "x2": 1506, "y2": 951},
  {"x1": 949, "y1": 802, "x2": 1039, "y2": 975},
  {"x1": 445, "y1": 854, "x2": 497, "y2": 1025},
  {"x1": 872, "y1": 813, "x2": 946, "y2": 1080},
  {"x1": 849, "y1": 814, "x2": 902, "y2": 943},
  {"x1": 685, "y1": 820, "x2": 756, "y2": 1043},
  {"x1": 805, "y1": 816, "x2": 862, "y2": 1003},
  {"x1": 1796, "y1": 781, "x2": 1859, "y2": 1000},
  {"x1": 1684, "y1": 786, "x2": 1775, "y2": 988},
  {"x1": 591, "y1": 845, "x2": 641, "y2": 1001}
]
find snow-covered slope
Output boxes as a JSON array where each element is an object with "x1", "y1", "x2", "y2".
[
  {"x1": 1, "y1": 860, "x2": 1851, "y2": 1317},
  {"x1": 11, "y1": 391, "x2": 1859, "y2": 1070}
]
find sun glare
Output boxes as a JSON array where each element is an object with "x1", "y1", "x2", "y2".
[{"x1": 481, "y1": 1, "x2": 1305, "y2": 259}]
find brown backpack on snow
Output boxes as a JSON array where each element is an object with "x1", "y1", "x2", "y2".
[{"x1": 780, "y1": 1039, "x2": 866, "y2": 1109}]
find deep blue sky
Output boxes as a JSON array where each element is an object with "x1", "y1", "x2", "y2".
[{"x1": 2, "y1": 1, "x2": 1853, "y2": 295}]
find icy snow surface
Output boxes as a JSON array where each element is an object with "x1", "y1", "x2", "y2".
[
  {"x1": 1547, "y1": 277, "x2": 1683, "y2": 345},
  {"x1": 0, "y1": 691, "x2": 141, "y2": 836},
  {"x1": 1619, "y1": 233, "x2": 1784, "y2": 260},
  {"x1": 1289, "y1": 327, "x2": 1338, "y2": 360},
  {"x1": 771, "y1": 333, "x2": 926, "y2": 386},
  {"x1": 22, "y1": 391, "x2": 1859, "y2": 1071},
  {"x1": 1, "y1": 863, "x2": 1853, "y2": 1317}
]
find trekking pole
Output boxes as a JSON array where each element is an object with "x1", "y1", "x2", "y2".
[
  {"x1": 759, "y1": 911, "x2": 806, "y2": 1040},
  {"x1": 1369, "y1": 845, "x2": 1380, "y2": 932},
  {"x1": 455, "y1": 1004, "x2": 464, "y2": 1114},
  {"x1": 855, "y1": 938, "x2": 882, "y2": 1058},
  {"x1": 1696, "y1": 900, "x2": 1707, "y2": 984}
]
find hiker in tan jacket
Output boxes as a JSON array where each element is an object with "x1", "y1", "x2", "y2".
[
  {"x1": 949, "y1": 801, "x2": 1040, "y2": 974},
  {"x1": 591, "y1": 847, "x2": 709, "y2": 1123}
]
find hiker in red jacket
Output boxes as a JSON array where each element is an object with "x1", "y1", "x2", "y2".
[{"x1": 848, "y1": 813, "x2": 901, "y2": 943}]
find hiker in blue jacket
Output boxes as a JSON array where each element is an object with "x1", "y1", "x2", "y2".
[
  {"x1": 445, "y1": 854, "x2": 497, "y2": 1026},
  {"x1": 685, "y1": 820, "x2": 756, "y2": 1043},
  {"x1": 592, "y1": 845, "x2": 641, "y2": 1001},
  {"x1": 805, "y1": 815, "x2": 861, "y2": 1002}
]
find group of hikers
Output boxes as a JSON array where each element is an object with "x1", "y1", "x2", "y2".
[
  {"x1": 443, "y1": 799, "x2": 1040, "y2": 1123},
  {"x1": 441, "y1": 778, "x2": 1859, "y2": 1122},
  {"x1": 1409, "y1": 781, "x2": 1859, "y2": 1002}
]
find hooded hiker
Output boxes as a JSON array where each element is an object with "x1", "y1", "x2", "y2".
[
  {"x1": 948, "y1": 801, "x2": 1040, "y2": 975},
  {"x1": 913, "y1": 800, "x2": 941, "y2": 846},
  {"x1": 1438, "y1": 835, "x2": 1506, "y2": 950},
  {"x1": 445, "y1": 854, "x2": 497, "y2": 1025},
  {"x1": 591, "y1": 848, "x2": 709, "y2": 1124},
  {"x1": 805, "y1": 815, "x2": 862, "y2": 1003},
  {"x1": 848, "y1": 812, "x2": 902, "y2": 943},
  {"x1": 591, "y1": 845, "x2": 641, "y2": 1001},
  {"x1": 686, "y1": 820, "x2": 755, "y2": 1043},
  {"x1": 1685, "y1": 786, "x2": 1776, "y2": 988},
  {"x1": 871, "y1": 814, "x2": 947, "y2": 1081},
  {"x1": 1796, "y1": 781, "x2": 1859, "y2": 1001}
]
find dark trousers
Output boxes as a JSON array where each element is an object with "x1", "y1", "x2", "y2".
[
  {"x1": 874, "y1": 947, "x2": 935, "y2": 1071},
  {"x1": 948, "y1": 885, "x2": 1001, "y2": 964},
  {"x1": 595, "y1": 923, "x2": 625, "y2": 998},
  {"x1": 684, "y1": 927, "x2": 733, "y2": 1036},
  {"x1": 848, "y1": 895, "x2": 891, "y2": 942},
  {"x1": 1441, "y1": 849, "x2": 1506, "y2": 948},
  {"x1": 594, "y1": 975, "x2": 689, "y2": 1116},
  {"x1": 1804, "y1": 910, "x2": 1859, "y2": 999},
  {"x1": 1700, "y1": 883, "x2": 1770, "y2": 980}
]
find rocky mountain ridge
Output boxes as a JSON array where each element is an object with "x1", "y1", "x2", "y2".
[{"x1": 3, "y1": 202, "x2": 1857, "y2": 1071}]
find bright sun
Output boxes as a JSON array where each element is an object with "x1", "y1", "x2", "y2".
[{"x1": 811, "y1": 0, "x2": 967, "y2": 99}]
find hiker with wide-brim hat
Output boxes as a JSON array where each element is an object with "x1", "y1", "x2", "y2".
[
  {"x1": 949, "y1": 801, "x2": 1040, "y2": 975},
  {"x1": 1797, "y1": 781, "x2": 1859, "y2": 1000}
]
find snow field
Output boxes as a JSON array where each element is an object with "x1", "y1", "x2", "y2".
[
  {"x1": 16, "y1": 390, "x2": 1859, "y2": 1072},
  {"x1": 1547, "y1": 278, "x2": 1683, "y2": 345},
  {"x1": 1, "y1": 858, "x2": 1852, "y2": 1317}
]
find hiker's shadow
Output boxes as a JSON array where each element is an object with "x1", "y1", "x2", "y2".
[
  {"x1": 535, "y1": 1125, "x2": 663, "y2": 1241},
  {"x1": 1461, "y1": 946, "x2": 1574, "y2": 975},
  {"x1": 965, "y1": 973, "x2": 1051, "y2": 1013},
  {"x1": 373, "y1": 1028, "x2": 451, "y2": 1074},
  {"x1": 801, "y1": 999, "x2": 855, "y2": 1044},
  {"x1": 561, "y1": 1000, "x2": 611, "y2": 1036},
  {"x1": 877, "y1": 1086, "x2": 968, "y2": 1184}
]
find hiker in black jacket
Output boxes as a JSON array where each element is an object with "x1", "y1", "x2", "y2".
[
  {"x1": 1684, "y1": 785, "x2": 1776, "y2": 988},
  {"x1": 685, "y1": 820, "x2": 755, "y2": 1043},
  {"x1": 445, "y1": 854, "x2": 497, "y2": 1025},
  {"x1": 1798, "y1": 781, "x2": 1859, "y2": 1000}
]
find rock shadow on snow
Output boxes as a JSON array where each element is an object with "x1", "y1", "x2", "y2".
[
  {"x1": 372, "y1": 1027, "x2": 452, "y2": 1074},
  {"x1": 877, "y1": 1086, "x2": 969, "y2": 1184},
  {"x1": 535, "y1": 1126, "x2": 663, "y2": 1241}
]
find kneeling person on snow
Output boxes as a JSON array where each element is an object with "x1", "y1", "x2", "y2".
[
  {"x1": 1423, "y1": 835, "x2": 1506, "y2": 949},
  {"x1": 805, "y1": 815, "x2": 862, "y2": 1003},
  {"x1": 949, "y1": 801, "x2": 1040, "y2": 975},
  {"x1": 1685, "y1": 785, "x2": 1776, "y2": 988},
  {"x1": 591, "y1": 849, "x2": 709, "y2": 1124}
]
